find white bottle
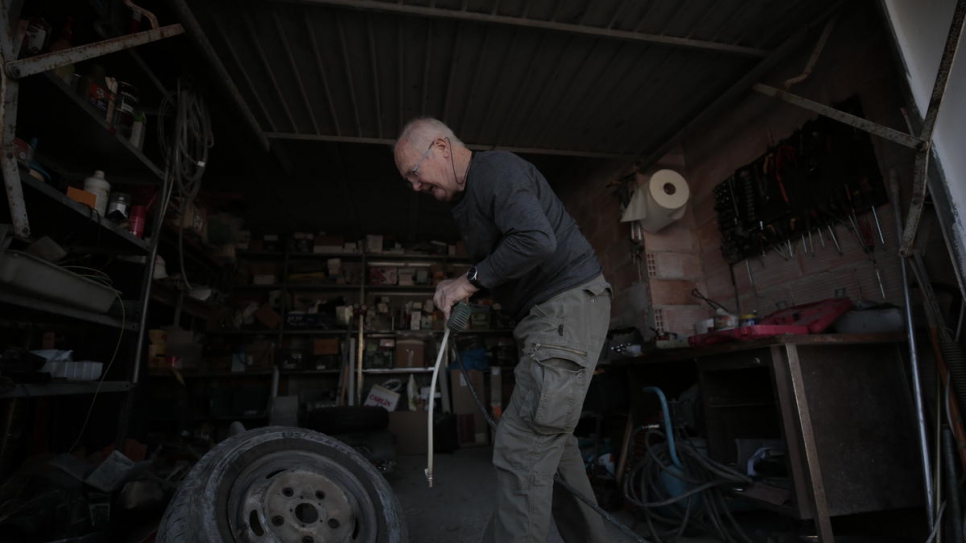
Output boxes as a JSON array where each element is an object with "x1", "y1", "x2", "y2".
[{"x1": 83, "y1": 170, "x2": 111, "y2": 216}]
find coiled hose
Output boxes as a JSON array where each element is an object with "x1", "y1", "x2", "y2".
[{"x1": 623, "y1": 427, "x2": 754, "y2": 543}]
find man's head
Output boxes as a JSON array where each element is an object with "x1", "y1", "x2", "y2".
[{"x1": 394, "y1": 117, "x2": 467, "y2": 202}]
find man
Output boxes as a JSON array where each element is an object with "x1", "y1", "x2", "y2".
[{"x1": 393, "y1": 117, "x2": 612, "y2": 543}]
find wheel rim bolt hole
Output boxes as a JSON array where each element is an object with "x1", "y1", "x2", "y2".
[
  {"x1": 315, "y1": 490, "x2": 325, "y2": 500},
  {"x1": 271, "y1": 516, "x2": 284, "y2": 526},
  {"x1": 328, "y1": 519, "x2": 339, "y2": 529},
  {"x1": 282, "y1": 487, "x2": 294, "y2": 497}
]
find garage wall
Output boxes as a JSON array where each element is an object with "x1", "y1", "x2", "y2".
[
  {"x1": 560, "y1": 1, "x2": 918, "y2": 338},
  {"x1": 883, "y1": 0, "x2": 966, "y2": 292}
]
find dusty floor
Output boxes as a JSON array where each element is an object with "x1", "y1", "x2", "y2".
[
  {"x1": 388, "y1": 446, "x2": 713, "y2": 543},
  {"x1": 387, "y1": 447, "x2": 927, "y2": 543}
]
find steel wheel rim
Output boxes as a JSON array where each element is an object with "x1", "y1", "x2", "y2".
[{"x1": 226, "y1": 450, "x2": 380, "y2": 543}]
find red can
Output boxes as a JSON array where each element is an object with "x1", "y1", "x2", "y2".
[{"x1": 129, "y1": 204, "x2": 146, "y2": 238}]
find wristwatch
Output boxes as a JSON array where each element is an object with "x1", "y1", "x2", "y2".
[{"x1": 466, "y1": 266, "x2": 485, "y2": 289}]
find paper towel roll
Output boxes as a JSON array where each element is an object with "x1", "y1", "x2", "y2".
[{"x1": 620, "y1": 169, "x2": 690, "y2": 233}]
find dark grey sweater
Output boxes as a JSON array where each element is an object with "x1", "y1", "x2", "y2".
[{"x1": 451, "y1": 151, "x2": 601, "y2": 320}]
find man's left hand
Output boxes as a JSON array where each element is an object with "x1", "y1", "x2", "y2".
[{"x1": 434, "y1": 276, "x2": 478, "y2": 320}]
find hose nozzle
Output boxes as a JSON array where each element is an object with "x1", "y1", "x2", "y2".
[{"x1": 447, "y1": 301, "x2": 472, "y2": 332}]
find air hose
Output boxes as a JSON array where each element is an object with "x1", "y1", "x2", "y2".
[{"x1": 425, "y1": 301, "x2": 472, "y2": 487}]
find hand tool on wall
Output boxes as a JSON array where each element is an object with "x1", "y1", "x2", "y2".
[{"x1": 859, "y1": 176, "x2": 886, "y2": 245}]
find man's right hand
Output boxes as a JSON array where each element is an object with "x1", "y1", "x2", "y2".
[{"x1": 434, "y1": 276, "x2": 478, "y2": 321}]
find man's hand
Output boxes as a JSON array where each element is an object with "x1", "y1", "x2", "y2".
[{"x1": 434, "y1": 275, "x2": 478, "y2": 321}]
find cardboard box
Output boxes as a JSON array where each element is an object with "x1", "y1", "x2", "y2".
[
  {"x1": 450, "y1": 369, "x2": 488, "y2": 446},
  {"x1": 388, "y1": 411, "x2": 429, "y2": 454},
  {"x1": 313, "y1": 338, "x2": 340, "y2": 356},
  {"x1": 67, "y1": 187, "x2": 97, "y2": 210},
  {"x1": 255, "y1": 304, "x2": 281, "y2": 329},
  {"x1": 398, "y1": 268, "x2": 416, "y2": 286},
  {"x1": 369, "y1": 266, "x2": 397, "y2": 285},
  {"x1": 395, "y1": 339, "x2": 426, "y2": 368},
  {"x1": 364, "y1": 384, "x2": 400, "y2": 411},
  {"x1": 248, "y1": 340, "x2": 275, "y2": 368},
  {"x1": 366, "y1": 234, "x2": 384, "y2": 253}
]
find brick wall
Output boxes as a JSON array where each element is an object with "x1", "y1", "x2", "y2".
[{"x1": 557, "y1": 1, "x2": 920, "y2": 338}]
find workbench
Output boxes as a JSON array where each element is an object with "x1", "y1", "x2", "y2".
[{"x1": 621, "y1": 334, "x2": 923, "y2": 542}]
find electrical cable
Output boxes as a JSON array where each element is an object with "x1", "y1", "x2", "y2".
[
  {"x1": 67, "y1": 289, "x2": 126, "y2": 454},
  {"x1": 158, "y1": 78, "x2": 214, "y2": 291},
  {"x1": 690, "y1": 288, "x2": 731, "y2": 314}
]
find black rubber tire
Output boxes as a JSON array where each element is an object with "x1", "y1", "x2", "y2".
[
  {"x1": 302, "y1": 406, "x2": 390, "y2": 434},
  {"x1": 156, "y1": 426, "x2": 408, "y2": 543}
]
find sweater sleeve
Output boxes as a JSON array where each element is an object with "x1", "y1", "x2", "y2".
[{"x1": 473, "y1": 164, "x2": 556, "y2": 288}]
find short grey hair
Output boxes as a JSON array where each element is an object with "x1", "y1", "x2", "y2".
[{"x1": 394, "y1": 117, "x2": 464, "y2": 153}]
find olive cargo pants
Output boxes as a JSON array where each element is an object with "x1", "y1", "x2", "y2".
[{"x1": 482, "y1": 274, "x2": 612, "y2": 543}]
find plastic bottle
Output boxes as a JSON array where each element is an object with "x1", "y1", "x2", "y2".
[{"x1": 83, "y1": 170, "x2": 111, "y2": 216}]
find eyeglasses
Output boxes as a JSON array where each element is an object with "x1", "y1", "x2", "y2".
[{"x1": 407, "y1": 140, "x2": 435, "y2": 184}]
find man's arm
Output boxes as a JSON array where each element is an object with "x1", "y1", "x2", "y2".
[{"x1": 474, "y1": 178, "x2": 557, "y2": 289}]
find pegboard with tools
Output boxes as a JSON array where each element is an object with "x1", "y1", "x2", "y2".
[{"x1": 715, "y1": 96, "x2": 888, "y2": 264}]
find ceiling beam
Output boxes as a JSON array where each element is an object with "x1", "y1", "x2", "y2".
[
  {"x1": 272, "y1": 0, "x2": 769, "y2": 57},
  {"x1": 637, "y1": 0, "x2": 846, "y2": 169},
  {"x1": 265, "y1": 132, "x2": 639, "y2": 160}
]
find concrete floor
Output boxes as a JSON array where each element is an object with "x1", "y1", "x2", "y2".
[
  {"x1": 387, "y1": 447, "x2": 929, "y2": 543},
  {"x1": 388, "y1": 446, "x2": 706, "y2": 543}
]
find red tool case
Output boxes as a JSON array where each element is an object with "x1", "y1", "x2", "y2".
[{"x1": 688, "y1": 298, "x2": 853, "y2": 348}]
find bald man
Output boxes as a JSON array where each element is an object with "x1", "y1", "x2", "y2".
[{"x1": 394, "y1": 117, "x2": 612, "y2": 543}]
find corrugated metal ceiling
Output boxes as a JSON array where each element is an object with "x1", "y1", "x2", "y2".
[{"x1": 187, "y1": 0, "x2": 844, "y2": 238}]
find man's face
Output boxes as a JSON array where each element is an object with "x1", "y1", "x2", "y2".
[{"x1": 395, "y1": 138, "x2": 459, "y2": 202}]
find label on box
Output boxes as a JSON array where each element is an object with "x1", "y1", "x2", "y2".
[{"x1": 364, "y1": 384, "x2": 400, "y2": 411}]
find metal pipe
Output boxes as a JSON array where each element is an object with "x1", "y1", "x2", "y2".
[
  {"x1": 264, "y1": 132, "x2": 642, "y2": 159},
  {"x1": 784, "y1": 16, "x2": 838, "y2": 89},
  {"x1": 889, "y1": 169, "x2": 936, "y2": 531},
  {"x1": 0, "y1": 72, "x2": 28, "y2": 239},
  {"x1": 5, "y1": 24, "x2": 183, "y2": 79},
  {"x1": 637, "y1": 0, "x2": 846, "y2": 170},
  {"x1": 752, "y1": 83, "x2": 924, "y2": 149},
  {"x1": 276, "y1": 0, "x2": 768, "y2": 56},
  {"x1": 899, "y1": 0, "x2": 966, "y2": 256}
]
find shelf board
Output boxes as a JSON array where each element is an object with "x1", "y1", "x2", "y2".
[
  {"x1": 0, "y1": 289, "x2": 136, "y2": 330},
  {"x1": 283, "y1": 329, "x2": 349, "y2": 335},
  {"x1": 150, "y1": 284, "x2": 218, "y2": 321},
  {"x1": 280, "y1": 369, "x2": 341, "y2": 376},
  {"x1": 363, "y1": 367, "x2": 434, "y2": 374},
  {"x1": 18, "y1": 172, "x2": 149, "y2": 254},
  {"x1": 286, "y1": 284, "x2": 360, "y2": 292},
  {"x1": 366, "y1": 285, "x2": 436, "y2": 294},
  {"x1": 159, "y1": 224, "x2": 228, "y2": 272},
  {"x1": 206, "y1": 329, "x2": 279, "y2": 336},
  {"x1": 365, "y1": 253, "x2": 471, "y2": 264},
  {"x1": 147, "y1": 369, "x2": 274, "y2": 378},
  {"x1": 17, "y1": 72, "x2": 164, "y2": 182},
  {"x1": 289, "y1": 252, "x2": 363, "y2": 260},
  {"x1": 232, "y1": 284, "x2": 284, "y2": 292},
  {"x1": 238, "y1": 250, "x2": 285, "y2": 259},
  {"x1": 0, "y1": 380, "x2": 132, "y2": 399}
]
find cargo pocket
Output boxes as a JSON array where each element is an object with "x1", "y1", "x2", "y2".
[{"x1": 523, "y1": 343, "x2": 591, "y2": 435}]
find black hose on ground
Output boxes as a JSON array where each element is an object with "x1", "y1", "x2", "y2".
[
  {"x1": 941, "y1": 338, "x2": 966, "y2": 431},
  {"x1": 942, "y1": 427, "x2": 964, "y2": 543},
  {"x1": 623, "y1": 428, "x2": 755, "y2": 543}
]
